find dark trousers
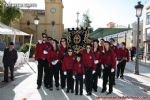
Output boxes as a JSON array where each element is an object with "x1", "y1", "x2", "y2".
[
  {"x1": 4, "y1": 65, "x2": 14, "y2": 81},
  {"x1": 85, "y1": 67, "x2": 93, "y2": 94},
  {"x1": 102, "y1": 67, "x2": 113, "y2": 92},
  {"x1": 37, "y1": 59, "x2": 49, "y2": 87},
  {"x1": 51, "y1": 63, "x2": 60, "y2": 88},
  {"x1": 93, "y1": 64, "x2": 101, "y2": 90},
  {"x1": 112, "y1": 68, "x2": 116, "y2": 84},
  {"x1": 131, "y1": 52, "x2": 135, "y2": 61},
  {"x1": 117, "y1": 60, "x2": 126, "y2": 78},
  {"x1": 60, "y1": 64, "x2": 66, "y2": 88},
  {"x1": 66, "y1": 70, "x2": 74, "y2": 91},
  {"x1": 97, "y1": 63, "x2": 102, "y2": 78},
  {"x1": 75, "y1": 74, "x2": 83, "y2": 94}
]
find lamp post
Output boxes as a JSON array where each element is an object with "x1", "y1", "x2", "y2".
[
  {"x1": 125, "y1": 32, "x2": 127, "y2": 47},
  {"x1": 34, "y1": 15, "x2": 40, "y2": 43},
  {"x1": 51, "y1": 20, "x2": 55, "y2": 38},
  {"x1": 117, "y1": 33, "x2": 119, "y2": 45},
  {"x1": 134, "y1": 1, "x2": 143, "y2": 75},
  {"x1": 76, "y1": 12, "x2": 80, "y2": 28}
]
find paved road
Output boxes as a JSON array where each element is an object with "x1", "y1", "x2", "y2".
[{"x1": 0, "y1": 62, "x2": 150, "y2": 100}]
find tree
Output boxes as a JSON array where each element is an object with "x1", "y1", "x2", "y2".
[
  {"x1": 0, "y1": 1, "x2": 22, "y2": 26},
  {"x1": 80, "y1": 10, "x2": 92, "y2": 28},
  {"x1": 0, "y1": 0, "x2": 5, "y2": 20}
]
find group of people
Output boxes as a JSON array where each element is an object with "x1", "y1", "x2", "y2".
[{"x1": 35, "y1": 33, "x2": 129, "y2": 96}]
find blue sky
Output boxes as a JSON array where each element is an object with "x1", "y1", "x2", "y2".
[
  {"x1": 5, "y1": 0, "x2": 146, "y2": 29},
  {"x1": 63, "y1": 0, "x2": 146, "y2": 29}
]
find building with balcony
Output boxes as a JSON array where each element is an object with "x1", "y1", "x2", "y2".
[
  {"x1": 143, "y1": 0, "x2": 150, "y2": 58},
  {"x1": 132, "y1": 21, "x2": 144, "y2": 49}
]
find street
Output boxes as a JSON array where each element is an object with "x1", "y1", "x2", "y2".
[{"x1": 0, "y1": 61, "x2": 150, "y2": 100}]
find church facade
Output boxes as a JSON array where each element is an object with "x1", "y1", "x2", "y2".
[{"x1": 14, "y1": 0, "x2": 64, "y2": 43}]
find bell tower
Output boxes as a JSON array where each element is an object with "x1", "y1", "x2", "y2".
[{"x1": 44, "y1": 0, "x2": 64, "y2": 40}]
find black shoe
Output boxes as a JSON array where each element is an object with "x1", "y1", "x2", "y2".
[
  {"x1": 37, "y1": 86, "x2": 41, "y2": 89},
  {"x1": 80, "y1": 93, "x2": 83, "y2": 95},
  {"x1": 66, "y1": 90, "x2": 69, "y2": 93},
  {"x1": 94, "y1": 89, "x2": 97, "y2": 92},
  {"x1": 120, "y1": 76, "x2": 124, "y2": 79},
  {"x1": 86, "y1": 93, "x2": 91, "y2": 96},
  {"x1": 106, "y1": 91, "x2": 112, "y2": 95},
  {"x1": 10, "y1": 78, "x2": 14, "y2": 81},
  {"x1": 113, "y1": 82, "x2": 116, "y2": 85},
  {"x1": 101, "y1": 89, "x2": 106, "y2": 93},
  {"x1": 2, "y1": 80, "x2": 8, "y2": 82},
  {"x1": 45, "y1": 85, "x2": 50, "y2": 89},
  {"x1": 71, "y1": 90, "x2": 74, "y2": 93},
  {"x1": 61, "y1": 87, "x2": 65, "y2": 89},
  {"x1": 49, "y1": 87, "x2": 53, "y2": 91},
  {"x1": 56, "y1": 87, "x2": 59, "y2": 90},
  {"x1": 75, "y1": 93, "x2": 78, "y2": 95}
]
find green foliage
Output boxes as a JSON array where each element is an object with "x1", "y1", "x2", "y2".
[
  {"x1": 0, "y1": 4, "x2": 22, "y2": 26},
  {"x1": 19, "y1": 43, "x2": 36, "y2": 58},
  {"x1": 0, "y1": 0, "x2": 5, "y2": 20},
  {"x1": 80, "y1": 10, "x2": 92, "y2": 28}
]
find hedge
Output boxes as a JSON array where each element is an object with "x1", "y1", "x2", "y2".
[{"x1": 19, "y1": 43, "x2": 36, "y2": 58}]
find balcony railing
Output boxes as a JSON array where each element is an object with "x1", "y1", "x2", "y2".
[{"x1": 146, "y1": 36, "x2": 150, "y2": 40}]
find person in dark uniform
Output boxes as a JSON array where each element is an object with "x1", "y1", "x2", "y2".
[
  {"x1": 62, "y1": 47, "x2": 75, "y2": 93},
  {"x1": 109, "y1": 38, "x2": 118, "y2": 85},
  {"x1": 2, "y1": 42, "x2": 18, "y2": 82},
  {"x1": 116, "y1": 42, "x2": 129, "y2": 79},
  {"x1": 73, "y1": 53, "x2": 85, "y2": 95},
  {"x1": 48, "y1": 39, "x2": 60, "y2": 91},
  {"x1": 101, "y1": 41, "x2": 116, "y2": 95},
  {"x1": 35, "y1": 33, "x2": 51, "y2": 89},
  {"x1": 92, "y1": 39, "x2": 103, "y2": 92},
  {"x1": 82, "y1": 44, "x2": 96, "y2": 96},
  {"x1": 130, "y1": 46, "x2": 136, "y2": 61},
  {"x1": 59, "y1": 38, "x2": 68, "y2": 89}
]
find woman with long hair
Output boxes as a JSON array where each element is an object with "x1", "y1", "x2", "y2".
[
  {"x1": 62, "y1": 47, "x2": 75, "y2": 93},
  {"x1": 101, "y1": 41, "x2": 116, "y2": 95},
  {"x1": 48, "y1": 39, "x2": 60, "y2": 90},
  {"x1": 59, "y1": 38, "x2": 68, "y2": 89}
]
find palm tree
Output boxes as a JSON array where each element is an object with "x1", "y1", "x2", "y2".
[{"x1": 0, "y1": 1, "x2": 22, "y2": 26}]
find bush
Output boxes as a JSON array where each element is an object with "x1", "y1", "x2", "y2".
[{"x1": 19, "y1": 43, "x2": 36, "y2": 58}]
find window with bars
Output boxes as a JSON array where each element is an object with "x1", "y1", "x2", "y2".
[{"x1": 146, "y1": 12, "x2": 150, "y2": 25}]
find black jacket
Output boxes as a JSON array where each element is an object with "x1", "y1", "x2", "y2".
[{"x1": 3, "y1": 48, "x2": 18, "y2": 66}]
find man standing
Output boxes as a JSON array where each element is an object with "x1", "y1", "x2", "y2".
[
  {"x1": 2, "y1": 42, "x2": 18, "y2": 82},
  {"x1": 117, "y1": 42, "x2": 129, "y2": 79},
  {"x1": 82, "y1": 44, "x2": 96, "y2": 95},
  {"x1": 109, "y1": 38, "x2": 118, "y2": 85},
  {"x1": 35, "y1": 33, "x2": 51, "y2": 89}
]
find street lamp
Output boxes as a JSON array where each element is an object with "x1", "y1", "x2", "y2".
[
  {"x1": 34, "y1": 15, "x2": 40, "y2": 43},
  {"x1": 76, "y1": 12, "x2": 80, "y2": 28},
  {"x1": 51, "y1": 20, "x2": 55, "y2": 38},
  {"x1": 134, "y1": 1, "x2": 143, "y2": 75}
]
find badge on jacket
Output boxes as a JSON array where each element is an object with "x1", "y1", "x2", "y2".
[
  {"x1": 43, "y1": 50, "x2": 48, "y2": 54},
  {"x1": 79, "y1": 64, "x2": 81, "y2": 68},
  {"x1": 89, "y1": 56, "x2": 92, "y2": 59}
]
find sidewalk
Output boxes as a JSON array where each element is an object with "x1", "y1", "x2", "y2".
[
  {"x1": 139, "y1": 59, "x2": 150, "y2": 68},
  {"x1": 124, "y1": 61, "x2": 150, "y2": 95},
  {"x1": 0, "y1": 61, "x2": 149, "y2": 100}
]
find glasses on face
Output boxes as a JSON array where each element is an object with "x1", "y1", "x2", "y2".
[
  {"x1": 86, "y1": 47, "x2": 91, "y2": 49},
  {"x1": 61, "y1": 40, "x2": 65, "y2": 42},
  {"x1": 48, "y1": 38, "x2": 52, "y2": 41},
  {"x1": 68, "y1": 50, "x2": 72, "y2": 52},
  {"x1": 43, "y1": 36, "x2": 47, "y2": 38}
]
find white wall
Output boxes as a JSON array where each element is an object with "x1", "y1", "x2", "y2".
[{"x1": 0, "y1": 51, "x2": 26, "y2": 71}]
